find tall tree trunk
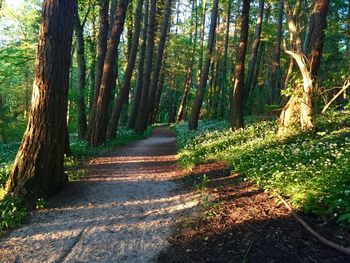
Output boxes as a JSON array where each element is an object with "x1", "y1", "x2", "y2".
[
  {"x1": 246, "y1": 0, "x2": 264, "y2": 97},
  {"x1": 74, "y1": 6, "x2": 88, "y2": 140},
  {"x1": 218, "y1": 0, "x2": 231, "y2": 119},
  {"x1": 107, "y1": 0, "x2": 144, "y2": 139},
  {"x1": 87, "y1": 0, "x2": 109, "y2": 139},
  {"x1": 88, "y1": 0, "x2": 129, "y2": 146},
  {"x1": 196, "y1": 0, "x2": 207, "y2": 86},
  {"x1": 230, "y1": 0, "x2": 250, "y2": 130},
  {"x1": 6, "y1": 0, "x2": 75, "y2": 201},
  {"x1": 135, "y1": 0, "x2": 157, "y2": 133},
  {"x1": 271, "y1": 0, "x2": 283, "y2": 104},
  {"x1": 188, "y1": 0, "x2": 219, "y2": 130},
  {"x1": 147, "y1": 0, "x2": 172, "y2": 123},
  {"x1": 127, "y1": 0, "x2": 149, "y2": 130},
  {"x1": 176, "y1": 0, "x2": 198, "y2": 123}
]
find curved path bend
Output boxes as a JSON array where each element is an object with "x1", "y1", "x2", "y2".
[{"x1": 0, "y1": 128, "x2": 199, "y2": 263}]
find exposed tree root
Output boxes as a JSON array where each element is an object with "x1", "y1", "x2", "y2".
[{"x1": 276, "y1": 193, "x2": 350, "y2": 257}]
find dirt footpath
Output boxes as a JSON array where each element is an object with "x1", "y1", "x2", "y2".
[{"x1": 0, "y1": 128, "x2": 200, "y2": 263}]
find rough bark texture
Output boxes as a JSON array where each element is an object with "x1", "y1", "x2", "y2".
[
  {"x1": 147, "y1": 0, "x2": 172, "y2": 123},
  {"x1": 6, "y1": 0, "x2": 75, "y2": 201},
  {"x1": 107, "y1": 0, "x2": 144, "y2": 139},
  {"x1": 87, "y1": 0, "x2": 109, "y2": 139},
  {"x1": 188, "y1": 0, "x2": 219, "y2": 130},
  {"x1": 135, "y1": 0, "x2": 156, "y2": 133},
  {"x1": 127, "y1": 0, "x2": 149, "y2": 130},
  {"x1": 246, "y1": 0, "x2": 264, "y2": 97},
  {"x1": 230, "y1": 0, "x2": 250, "y2": 130},
  {"x1": 88, "y1": 0, "x2": 129, "y2": 146},
  {"x1": 74, "y1": 6, "x2": 88, "y2": 139}
]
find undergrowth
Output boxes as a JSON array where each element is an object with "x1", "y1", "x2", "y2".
[
  {"x1": 175, "y1": 111, "x2": 350, "y2": 226},
  {"x1": 0, "y1": 126, "x2": 152, "y2": 233}
]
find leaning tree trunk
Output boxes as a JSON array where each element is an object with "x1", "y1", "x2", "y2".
[
  {"x1": 127, "y1": 0, "x2": 149, "y2": 130},
  {"x1": 74, "y1": 6, "x2": 88, "y2": 139},
  {"x1": 147, "y1": 0, "x2": 172, "y2": 124},
  {"x1": 87, "y1": 0, "x2": 109, "y2": 139},
  {"x1": 107, "y1": 0, "x2": 144, "y2": 139},
  {"x1": 245, "y1": 0, "x2": 264, "y2": 98},
  {"x1": 230, "y1": 0, "x2": 250, "y2": 130},
  {"x1": 88, "y1": 0, "x2": 129, "y2": 146},
  {"x1": 135, "y1": 0, "x2": 157, "y2": 133},
  {"x1": 6, "y1": 0, "x2": 75, "y2": 201},
  {"x1": 188, "y1": 0, "x2": 219, "y2": 130}
]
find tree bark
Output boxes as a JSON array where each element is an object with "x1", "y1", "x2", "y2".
[
  {"x1": 271, "y1": 0, "x2": 284, "y2": 104},
  {"x1": 127, "y1": 0, "x2": 149, "y2": 130},
  {"x1": 188, "y1": 0, "x2": 219, "y2": 130},
  {"x1": 246, "y1": 0, "x2": 264, "y2": 97},
  {"x1": 147, "y1": 0, "x2": 172, "y2": 124},
  {"x1": 176, "y1": 0, "x2": 198, "y2": 123},
  {"x1": 6, "y1": 0, "x2": 75, "y2": 201},
  {"x1": 230, "y1": 0, "x2": 250, "y2": 130},
  {"x1": 107, "y1": 0, "x2": 144, "y2": 139},
  {"x1": 74, "y1": 6, "x2": 88, "y2": 140},
  {"x1": 87, "y1": 0, "x2": 109, "y2": 139},
  {"x1": 135, "y1": 0, "x2": 156, "y2": 133},
  {"x1": 196, "y1": 0, "x2": 207, "y2": 86},
  {"x1": 88, "y1": 0, "x2": 129, "y2": 146},
  {"x1": 279, "y1": 0, "x2": 329, "y2": 130}
]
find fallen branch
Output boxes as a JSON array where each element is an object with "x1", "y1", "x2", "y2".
[
  {"x1": 322, "y1": 79, "x2": 350, "y2": 114},
  {"x1": 276, "y1": 193, "x2": 350, "y2": 257}
]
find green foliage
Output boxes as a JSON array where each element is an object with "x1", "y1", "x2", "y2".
[
  {"x1": 35, "y1": 198, "x2": 46, "y2": 210},
  {"x1": 0, "y1": 197, "x2": 27, "y2": 232},
  {"x1": 175, "y1": 111, "x2": 350, "y2": 226}
]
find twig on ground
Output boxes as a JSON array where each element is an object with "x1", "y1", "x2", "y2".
[{"x1": 276, "y1": 193, "x2": 350, "y2": 257}]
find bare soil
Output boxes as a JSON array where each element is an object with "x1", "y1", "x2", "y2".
[
  {"x1": 0, "y1": 128, "x2": 200, "y2": 263},
  {"x1": 158, "y1": 161, "x2": 350, "y2": 263}
]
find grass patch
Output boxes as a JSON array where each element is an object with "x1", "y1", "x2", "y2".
[{"x1": 175, "y1": 111, "x2": 350, "y2": 226}]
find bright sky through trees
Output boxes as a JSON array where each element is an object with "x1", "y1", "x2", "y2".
[{"x1": 5, "y1": 0, "x2": 23, "y2": 9}]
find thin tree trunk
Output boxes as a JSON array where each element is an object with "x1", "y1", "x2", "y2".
[
  {"x1": 219, "y1": 0, "x2": 231, "y2": 119},
  {"x1": 87, "y1": 0, "x2": 109, "y2": 139},
  {"x1": 147, "y1": 0, "x2": 172, "y2": 123},
  {"x1": 176, "y1": 0, "x2": 198, "y2": 123},
  {"x1": 197, "y1": 0, "x2": 207, "y2": 85},
  {"x1": 6, "y1": 0, "x2": 75, "y2": 201},
  {"x1": 88, "y1": 0, "x2": 129, "y2": 146},
  {"x1": 246, "y1": 0, "x2": 264, "y2": 97},
  {"x1": 188, "y1": 0, "x2": 219, "y2": 130},
  {"x1": 135, "y1": 0, "x2": 156, "y2": 133},
  {"x1": 107, "y1": 0, "x2": 144, "y2": 139},
  {"x1": 74, "y1": 6, "x2": 88, "y2": 139},
  {"x1": 271, "y1": 0, "x2": 283, "y2": 104},
  {"x1": 150, "y1": 67, "x2": 166, "y2": 124},
  {"x1": 127, "y1": 0, "x2": 149, "y2": 130},
  {"x1": 230, "y1": 0, "x2": 250, "y2": 130}
]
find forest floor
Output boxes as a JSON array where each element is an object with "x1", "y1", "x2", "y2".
[
  {"x1": 158, "y1": 161, "x2": 350, "y2": 262},
  {"x1": 0, "y1": 128, "x2": 201, "y2": 263},
  {"x1": 1, "y1": 127, "x2": 349, "y2": 262}
]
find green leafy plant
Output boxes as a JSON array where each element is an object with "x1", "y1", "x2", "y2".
[
  {"x1": 0, "y1": 197, "x2": 27, "y2": 232},
  {"x1": 35, "y1": 198, "x2": 47, "y2": 210}
]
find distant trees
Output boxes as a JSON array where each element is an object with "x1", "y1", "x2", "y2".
[{"x1": 6, "y1": 0, "x2": 75, "y2": 200}]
